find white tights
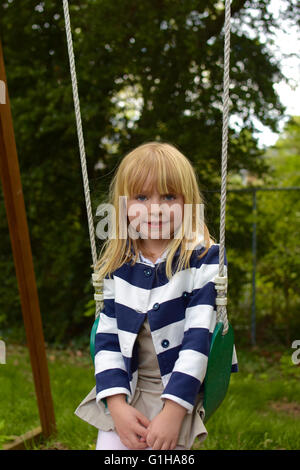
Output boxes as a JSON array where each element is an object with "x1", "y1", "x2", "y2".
[{"x1": 96, "y1": 430, "x2": 187, "y2": 450}]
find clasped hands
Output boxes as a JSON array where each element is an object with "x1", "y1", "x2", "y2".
[{"x1": 106, "y1": 394, "x2": 187, "y2": 450}]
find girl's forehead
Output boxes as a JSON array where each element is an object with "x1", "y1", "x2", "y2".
[
  {"x1": 138, "y1": 174, "x2": 168, "y2": 192},
  {"x1": 141, "y1": 181, "x2": 159, "y2": 193},
  {"x1": 141, "y1": 174, "x2": 157, "y2": 189},
  {"x1": 128, "y1": 170, "x2": 180, "y2": 196},
  {"x1": 137, "y1": 182, "x2": 169, "y2": 195}
]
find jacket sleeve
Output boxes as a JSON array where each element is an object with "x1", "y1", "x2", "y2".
[
  {"x1": 94, "y1": 274, "x2": 131, "y2": 411},
  {"x1": 161, "y1": 244, "x2": 237, "y2": 414}
]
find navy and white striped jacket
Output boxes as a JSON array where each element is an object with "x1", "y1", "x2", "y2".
[{"x1": 94, "y1": 242, "x2": 238, "y2": 414}]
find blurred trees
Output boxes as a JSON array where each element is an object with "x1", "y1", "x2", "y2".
[
  {"x1": 225, "y1": 117, "x2": 300, "y2": 345},
  {"x1": 0, "y1": 1, "x2": 299, "y2": 345},
  {"x1": 254, "y1": 117, "x2": 300, "y2": 344}
]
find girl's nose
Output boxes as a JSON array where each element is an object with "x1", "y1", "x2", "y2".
[
  {"x1": 149, "y1": 201, "x2": 163, "y2": 217},
  {"x1": 149, "y1": 195, "x2": 161, "y2": 204},
  {"x1": 149, "y1": 200, "x2": 162, "y2": 210}
]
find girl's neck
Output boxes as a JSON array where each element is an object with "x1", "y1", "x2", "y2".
[{"x1": 139, "y1": 240, "x2": 170, "y2": 261}]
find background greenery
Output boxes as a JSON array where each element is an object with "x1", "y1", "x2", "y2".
[
  {"x1": 0, "y1": 0, "x2": 299, "y2": 450},
  {"x1": 0, "y1": 0, "x2": 299, "y2": 347}
]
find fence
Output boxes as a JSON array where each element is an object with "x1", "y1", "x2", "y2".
[{"x1": 204, "y1": 186, "x2": 300, "y2": 346}]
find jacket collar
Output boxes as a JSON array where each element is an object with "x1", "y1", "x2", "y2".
[
  {"x1": 125, "y1": 235, "x2": 205, "y2": 262},
  {"x1": 126, "y1": 238, "x2": 181, "y2": 262}
]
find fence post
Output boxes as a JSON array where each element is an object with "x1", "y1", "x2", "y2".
[{"x1": 251, "y1": 189, "x2": 257, "y2": 346}]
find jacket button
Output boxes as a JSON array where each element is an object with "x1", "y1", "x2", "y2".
[
  {"x1": 144, "y1": 268, "x2": 152, "y2": 277},
  {"x1": 153, "y1": 302, "x2": 160, "y2": 310},
  {"x1": 161, "y1": 339, "x2": 169, "y2": 348},
  {"x1": 182, "y1": 291, "x2": 189, "y2": 298}
]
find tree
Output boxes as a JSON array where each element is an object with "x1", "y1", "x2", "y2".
[
  {"x1": 0, "y1": 1, "x2": 299, "y2": 343},
  {"x1": 255, "y1": 117, "x2": 300, "y2": 344}
]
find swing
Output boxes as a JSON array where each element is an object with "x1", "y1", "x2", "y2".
[{"x1": 62, "y1": 0, "x2": 234, "y2": 424}]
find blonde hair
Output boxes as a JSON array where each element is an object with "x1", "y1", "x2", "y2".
[{"x1": 94, "y1": 141, "x2": 215, "y2": 280}]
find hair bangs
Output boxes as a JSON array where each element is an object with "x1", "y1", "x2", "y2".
[{"x1": 123, "y1": 144, "x2": 186, "y2": 199}]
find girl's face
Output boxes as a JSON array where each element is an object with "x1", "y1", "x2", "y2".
[{"x1": 127, "y1": 177, "x2": 184, "y2": 241}]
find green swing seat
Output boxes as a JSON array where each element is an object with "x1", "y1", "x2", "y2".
[
  {"x1": 90, "y1": 315, "x2": 234, "y2": 423},
  {"x1": 90, "y1": 315, "x2": 99, "y2": 363},
  {"x1": 202, "y1": 321, "x2": 234, "y2": 422}
]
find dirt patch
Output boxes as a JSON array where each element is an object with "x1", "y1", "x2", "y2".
[{"x1": 269, "y1": 399, "x2": 300, "y2": 417}]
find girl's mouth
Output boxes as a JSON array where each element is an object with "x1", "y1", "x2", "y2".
[{"x1": 148, "y1": 221, "x2": 164, "y2": 227}]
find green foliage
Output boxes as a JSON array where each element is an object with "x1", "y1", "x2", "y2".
[
  {"x1": 254, "y1": 117, "x2": 300, "y2": 343},
  {"x1": 0, "y1": 1, "x2": 299, "y2": 345},
  {"x1": 218, "y1": 117, "x2": 300, "y2": 345}
]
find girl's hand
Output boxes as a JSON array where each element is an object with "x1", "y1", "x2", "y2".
[
  {"x1": 107, "y1": 395, "x2": 150, "y2": 450},
  {"x1": 145, "y1": 399, "x2": 187, "y2": 450}
]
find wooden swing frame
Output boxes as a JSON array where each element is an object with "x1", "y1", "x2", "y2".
[{"x1": 0, "y1": 39, "x2": 56, "y2": 450}]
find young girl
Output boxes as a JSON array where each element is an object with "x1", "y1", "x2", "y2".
[{"x1": 75, "y1": 141, "x2": 238, "y2": 450}]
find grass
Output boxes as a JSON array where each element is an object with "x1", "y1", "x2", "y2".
[
  {"x1": 0, "y1": 344, "x2": 96, "y2": 450},
  {"x1": 197, "y1": 347, "x2": 300, "y2": 450},
  {"x1": 0, "y1": 343, "x2": 299, "y2": 450}
]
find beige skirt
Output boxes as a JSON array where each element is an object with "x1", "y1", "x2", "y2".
[
  {"x1": 75, "y1": 376, "x2": 207, "y2": 449},
  {"x1": 75, "y1": 317, "x2": 208, "y2": 449}
]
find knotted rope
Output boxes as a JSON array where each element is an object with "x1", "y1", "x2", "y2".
[
  {"x1": 62, "y1": 0, "x2": 102, "y2": 317},
  {"x1": 215, "y1": 0, "x2": 231, "y2": 334},
  {"x1": 62, "y1": 0, "x2": 232, "y2": 329}
]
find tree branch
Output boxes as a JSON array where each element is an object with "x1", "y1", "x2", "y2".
[{"x1": 202, "y1": 0, "x2": 250, "y2": 42}]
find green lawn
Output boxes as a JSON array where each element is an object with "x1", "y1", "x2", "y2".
[{"x1": 0, "y1": 343, "x2": 299, "y2": 450}]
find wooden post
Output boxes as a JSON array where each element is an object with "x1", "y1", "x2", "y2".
[{"x1": 0, "y1": 39, "x2": 56, "y2": 438}]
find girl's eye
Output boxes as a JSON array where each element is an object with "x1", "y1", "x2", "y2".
[{"x1": 136, "y1": 194, "x2": 176, "y2": 201}]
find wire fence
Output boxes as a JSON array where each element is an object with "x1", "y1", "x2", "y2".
[{"x1": 203, "y1": 186, "x2": 300, "y2": 346}]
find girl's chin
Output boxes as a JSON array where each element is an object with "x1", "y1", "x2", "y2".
[{"x1": 138, "y1": 224, "x2": 172, "y2": 239}]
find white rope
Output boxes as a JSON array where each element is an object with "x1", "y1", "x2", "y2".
[
  {"x1": 216, "y1": 0, "x2": 231, "y2": 334},
  {"x1": 62, "y1": 0, "x2": 102, "y2": 317},
  {"x1": 62, "y1": 0, "x2": 231, "y2": 327}
]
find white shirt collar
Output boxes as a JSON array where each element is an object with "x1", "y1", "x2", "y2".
[
  {"x1": 138, "y1": 235, "x2": 206, "y2": 266},
  {"x1": 139, "y1": 247, "x2": 169, "y2": 266}
]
